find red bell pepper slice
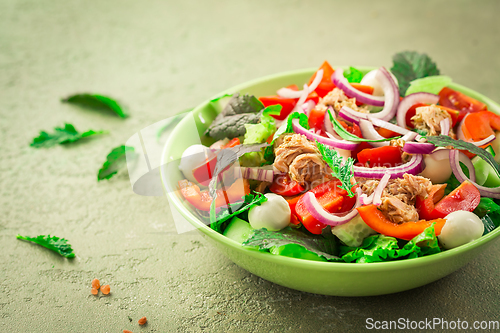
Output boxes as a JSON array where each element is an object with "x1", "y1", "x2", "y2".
[
  {"x1": 415, "y1": 184, "x2": 447, "y2": 220},
  {"x1": 221, "y1": 137, "x2": 241, "y2": 149},
  {"x1": 461, "y1": 110, "x2": 500, "y2": 142},
  {"x1": 178, "y1": 179, "x2": 250, "y2": 211},
  {"x1": 418, "y1": 181, "x2": 480, "y2": 220},
  {"x1": 438, "y1": 87, "x2": 487, "y2": 123},
  {"x1": 270, "y1": 174, "x2": 304, "y2": 197},
  {"x1": 357, "y1": 146, "x2": 403, "y2": 168},
  {"x1": 357, "y1": 204, "x2": 447, "y2": 241}
]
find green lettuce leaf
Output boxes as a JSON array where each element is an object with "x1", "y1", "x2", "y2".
[
  {"x1": 243, "y1": 105, "x2": 280, "y2": 144},
  {"x1": 391, "y1": 51, "x2": 440, "y2": 96},
  {"x1": 98, "y1": 145, "x2": 137, "y2": 181},
  {"x1": 62, "y1": 93, "x2": 128, "y2": 118},
  {"x1": 30, "y1": 123, "x2": 107, "y2": 148},
  {"x1": 242, "y1": 227, "x2": 341, "y2": 261},
  {"x1": 344, "y1": 67, "x2": 364, "y2": 83},
  {"x1": 474, "y1": 197, "x2": 500, "y2": 218},
  {"x1": 17, "y1": 234, "x2": 75, "y2": 258},
  {"x1": 340, "y1": 235, "x2": 399, "y2": 263},
  {"x1": 396, "y1": 223, "x2": 441, "y2": 258}
]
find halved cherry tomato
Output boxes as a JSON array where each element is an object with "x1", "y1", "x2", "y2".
[
  {"x1": 417, "y1": 181, "x2": 480, "y2": 220},
  {"x1": 405, "y1": 103, "x2": 429, "y2": 128},
  {"x1": 308, "y1": 108, "x2": 326, "y2": 131},
  {"x1": 352, "y1": 141, "x2": 373, "y2": 161},
  {"x1": 357, "y1": 146, "x2": 403, "y2": 168},
  {"x1": 192, "y1": 155, "x2": 217, "y2": 187},
  {"x1": 259, "y1": 96, "x2": 297, "y2": 120},
  {"x1": 338, "y1": 120, "x2": 362, "y2": 138},
  {"x1": 461, "y1": 110, "x2": 500, "y2": 142},
  {"x1": 221, "y1": 137, "x2": 240, "y2": 149},
  {"x1": 357, "y1": 204, "x2": 447, "y2": 241},
  {"x1": 294, "y1": 180, "x2": 356, "y2": 234},
  {"x1": 415, "y1": 184, "x2": 447, "y2": 220},
  {"x1": 308, "y1": 61, "x2": 336, "y2": 98},
  {"x1": 270, "y1": 174, "x2": 304, "y2": 197},
  {"x1": 178, "y1": 179, "x2": 250, "y2": 211},
  {"x1": 439, "y1": 87, "x2": 487, "y2": 123}
]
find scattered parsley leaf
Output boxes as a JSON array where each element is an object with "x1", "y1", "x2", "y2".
[
  {"x1": 62, "y1": 93, "x2": 128, "y2": 118},
  {"x1": 210, "y1": 192, "x2": 268, "y2": 233},
  {"x1": 344, "y1": 67, "x2": 364, "y2": 83},
  {"x1": 242, "y1": 227, "x2": 341, "y2": 261},
  {"x1": 30, "y1": 123, "x2": 107, "y2": 148},
  {"x1": 329, "y1": 110, "x2": 397, "y2": 142},
  {"x1": 16, "y1": 234, "x2": 75, "y2": 258},
  {"x1": 98, "y1": 145, "x2": 137, "y2": 181},
  {"x1": 316, "y1": 141, "x2": 357, "y2": 197},
  {"x1": 285, "y1": 111, "x2": 310, "y2": 134},
  {"x1": 391, "y1": 51, "x2": 440, "y2": 96},
  {"x1": 426, "y1": 135, "x2": 500, "y2": 177}
]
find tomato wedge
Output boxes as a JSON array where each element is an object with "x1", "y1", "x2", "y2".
[
  {"x1": 270, "y1": 174, "x2": 304, "y2": 196},
  {"x1": 221, "y1": 137, "x2": 240, "y2": 149},
  {"x1": 357, "y1": 204, "x2": 447, "y2": 241},
  {"x1": 308, "y1": 61, "x2": 336, "y2": 97},
  {"x1": 259, "y1": 96, "x2": 297, "y2": 120},
  {"x1": 415, "y1": 184, "x2": 447, "y2": 220},
  {"x1": 179, "y1": 179, "x2": 250, "y2": 211},
  {"x1": 438, "y1": 87, "x2": 487, "y2": 123},
  {"x1": 357, "y1": 146, "x2": 403, "y2": 168}
]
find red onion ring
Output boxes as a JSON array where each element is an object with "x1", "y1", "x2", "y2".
[
  {"x1": 449, "y1": 150, "x2": 500, "y2": 197},
  {"x1": 338, "y1": 106, "x2": 363, "y2": 124},
  {"x1": 277, "y1": 69, "x2": 324, "y2": 99},
  {"x1": 432, "y1": 149, "x2": 476, "y2": 182},
  {"x1": 234, "y1": 166, "x2": 274, "y2": 183},
  {"x1": 332, "y1": 69, "x2": 385, "y2": 106},
  {"x1": 372, "y1": 173, "x2": 390, "y2": 206},
  {"x1": 471, "y1": 134, "x2": 496, "y2": 147},
  {"x1": 440, "y1": 118, "x2": 450, "y2": 136},
  {"x1": 302, "y1": 188, "x2": 362, "y2": 226},
  {"x1": 353, "y1": 154, "x2": 424, "y2": 179},
  {"x1": 292, "y1": 118, "x2": 359, "y2": 150},
  {"x1": 457, "y1": 115, "x2": 495, "y2": 146},
  {"x1": 369, "y1": 117, "x2": 410, "y2": 136},
  {"x1": 358, "y1": 119, "x2": 390, "y2": 148},
  {"x1": 402, "y1": 142, "x2": 436, "y2": 155},
  {"x1": 396, "y1": 93, "x2": 439, "y2": 128}
]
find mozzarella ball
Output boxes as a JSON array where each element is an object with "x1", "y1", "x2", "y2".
[
  {"x1": 360, "y1": 69, "x2": 399, "y2": 96},
  {"x1": 248, "y1": 193, "x2": 291, "y2": 231},
  {"x1": 438, "y1": 211, "x2": 484, "y2": 249},
  {"x1": 419, "y1": 154, "x2": 453, "y2": 183},
  {"x1": 178, "y1": 144, "x2": 210, "y2": 183}
]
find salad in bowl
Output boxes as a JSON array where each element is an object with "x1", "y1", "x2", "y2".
[{"x1": 164, "y1": 52, "x2": 500, "y2": 295}]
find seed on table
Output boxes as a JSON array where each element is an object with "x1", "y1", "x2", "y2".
[
  {"x1": 91, "y1": 278, "x2": 100, "y2": 290},
  {"x1": 90, "y1": 288, "x2": 98, "y2": 295},
  {"x1": 101, "y1": 285, "x2": 110, "y2": 295},
  {"x1": 138, "y1": 316, "x2": 147, "y2": 325},
  {"x1": 123, "y1": 330, "x2": 133, "y2": 333}
]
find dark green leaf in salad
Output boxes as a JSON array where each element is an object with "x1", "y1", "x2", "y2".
[
  {"x1": 426, "y1": 135, "x2": 500, "y2": 177},
  {"x1": 329, "y1": 110, "x2": 399, "y2": 142},
  {"x1": 481, "y1": 214, "x2": 500, "y2": 235},
  {"x1": 16, "y1": 234, "x2": 75, "y2": 258},
  {"x1": 391, "y1": 51, "x2": 440, "y2": 96},
  {"x1": 62, "y1": 93, "x2": 128, "y2": 118},
  {"x1": 210, "y1": 192, "x2": 268, "y2": 233},
  {"x1": 30, "y1": 123, "x2": 107, "y2": 148},
  {"x1": 210, "y1": 93, "x2": 233, "y2": 103},
  {"x1": 242, "y1": 227, "x2": 341, "y2": 261},
  {"x1": 344, "y1": 66, "x2": 364, "y2": 83},
  {"x1": 218, "y1": 93, "x2": 264, "y2": 117},
  {"x1": 316, "y1": 141, "x2": 357, "y2": 197},
  {"x1": 98, "y1": 145, "x2": 137, "y2": 181},
  {"x1": 473, "y1": 197, "x2": 500, "y2": 218},
  {"x1": 396, "y1": 223, "x2": 441, "y2": 258}
]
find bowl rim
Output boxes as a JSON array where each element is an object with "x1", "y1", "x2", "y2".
[{"x1": 161, "y1": 66, "x2": 500, "y2": 272}]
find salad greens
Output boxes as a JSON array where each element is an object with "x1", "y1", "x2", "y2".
[
  {"x1": 17, "y1": 234, "x2": 75, "y2": 258},
  {"x1": 30, "y1": 123, "x2": 107, "y2": 148},
  {"x1": 344, "y1": 66, "x2": 364, "y2": 83},
  {"x1": 98, "y1": 145, "x2": 137, "y2": 181},
  {"x1": 391, "y1": 51, "x2": 440, "y2": 96},
  {"x1": 210, "y1": 193, "x2": 267, "y2": 233},
  {"x1": 405, "y1": 75, "x2": 452, "y2": 96},
  {"x1": 62, "y1": 93, "x2": 128, "y2": 118},
  {"x1": 316, "y1": 141, "x2": 357, "y2": 197}
]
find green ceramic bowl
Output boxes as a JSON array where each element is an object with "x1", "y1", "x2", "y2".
[{"x1": 161, "y1": 67, "x2": 500, "y2": 296}]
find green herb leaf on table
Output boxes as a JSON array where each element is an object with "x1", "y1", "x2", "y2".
[
  {"x1": 16, "y1": 234, "x2": 75, "y2": 258},
  {"x1": 391, "y1": 51, "x2": 440, "y2": 96},
  {"x1": 329, "y1": 110, "x2": 399, "y2": 142},
  {"x1": 210, "y1": 192, "x2": 267, "y2": 233},
  {"x1": 426, "y1": 135, "x2": 500, "y2": 177},
  {"x1": 242, "y1": 227, "x2": 341, "y2": 261},
  {"x1": 344, "y1": 66, "x2": 364, "y2": 83},
  {"x1": 30, "y1": 123, "x2": 107, "y2": 148},
  {"x1": 316, "y1": 141, "x2": 357, "y2": 197},
  {"x1": 62, "y1": 93, "x2": 128, "y2": 118},
  {"x1": 98, "y1": 145, "x2": 137, "y2": 181}
]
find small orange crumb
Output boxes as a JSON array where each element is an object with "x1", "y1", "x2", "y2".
[
  {"x1": 91, "y1": 278, "x2": 100, "y2": 290},
  {"x1": 138, "y1": 316, "x2": 147, "y2": 325},
  {"x1": 123, "y1": 330, "x2": 133, "y2": 333},
  {"x1": 101, "y1": 285, "x2": 110, "y2": 295},
  {"x1": 91, "y1": 288, "x2": 98, "y2": 295}
]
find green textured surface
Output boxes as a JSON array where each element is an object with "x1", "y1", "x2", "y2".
[{"x1": 1, "y1": 0, "x2": 500, "y2": 332}]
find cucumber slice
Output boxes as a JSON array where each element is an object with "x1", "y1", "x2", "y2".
[
  {"x1": 332, "y1": 215, "x2": 377, "y2": 247},
  {"x1": 405, "y1": 75, "x2": 452, "y2": 96},
  {"x1": 472, "y1": 156, "x2": 500, "y2": 187},
  {"x1": 223, "y1": 217, "x2": 254, "y2": 244}
]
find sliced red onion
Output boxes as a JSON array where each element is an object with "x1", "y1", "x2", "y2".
[
  {"x1": 372, "y1": 173, "x2": 390, "y2": 206},
  {"x1": 402, "y1": 142, "x2": 436, "y2": 154},
  {"x1": 402, "y1": 131, "x2": 418, "y2": 142},
  {"x1": 440, "y1": 118, "x2": 450, "y2": 136},
  {"x1": 449, "y1": 150, "x2": 500, "y2": 198},
  {"x1": 323, "y1": 107, "x2": 343, "y2": 139},
  {"x1": 457, "y1": 113, "x2": 468, "y2": 141},
  {"x1": 338, "y1": 106, "x2": 363, "y2": 125},
  {"x1": 396, "y1": 93, "x2": 439, "y2": 128},
  {"x1": 360, "y1": 193, "x2": 374, "y2": 205},
  {"x1": 432, "y1": 149, "x2": 476, "y2": 182},
  {"x1": 456, "y1": 115, "x2": 495, "y2": 146},
  {"x1": 358, "y1": 119, "x2": 389, "y2": 148},
  {"x1": 334, "y1": 67, "x2": 399, "y2": 121},
  {"x1": 472, "y1": 135, "x2": 496, "y2": 147},
  {"x1": 301, "y1": 100, "x2": 316, "y2": 116},
  {"x1": 292, "y1": 118, "x2": 359, "y2": 150},
  {"x1": 234, "y1": 166, "x2": 274, "y2": 183},
  {"x1": 369, "y1": 117, "x2": 410, "y2": 136},
  {"x1": 302, "y1": 188, "x2": 362, "y2": 226},
  {"x1": 353, "y1": 154, "x2": 424, "y2": 179},
  {"x1": 277, "y1": 69, "x2": 324, "y2": 99},
  {"x1": 332, "y1": 69, "x2": 385, "y2": 106}
]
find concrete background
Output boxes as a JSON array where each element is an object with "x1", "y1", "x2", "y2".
[{"x1": 1, "y1": 0, "x2": 499, "y2": 332}]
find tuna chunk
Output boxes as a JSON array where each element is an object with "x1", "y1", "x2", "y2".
[
  {"x1": 411, "y1": 104, "x2": 452, "y2": 136},
  {"x1": 314, "y1": 88, "x2": 370, "y2": 115}
]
